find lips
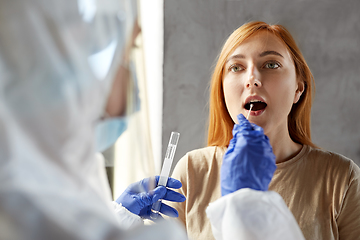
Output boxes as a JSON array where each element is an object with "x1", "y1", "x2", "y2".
[{"x1": 244, "y1": 96, "x2": 267, "y2": 111}]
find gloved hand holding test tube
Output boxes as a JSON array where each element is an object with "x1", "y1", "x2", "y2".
[{"x1": 150, "y1": 132, "x2": 180, "y2": 220}]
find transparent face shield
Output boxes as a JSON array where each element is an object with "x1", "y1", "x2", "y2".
[
  {"x1": 0, "y1": 0, "x2": 138, "y2": 154},
  {"x1": 93, "y1": 3, "x2": 141, "y2": 153},
  {"x1": 95, "y1": 57, "x2": 141, "y2": 153},
  {"x1": 82, "y1": 1, "x2": 143, "y2": 153}
]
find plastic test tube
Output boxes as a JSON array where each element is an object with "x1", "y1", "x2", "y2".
[{"x1": 150, "y1": 131, "x2": 180, "y2": 220}]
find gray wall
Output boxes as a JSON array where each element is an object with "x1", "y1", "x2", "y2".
[{"x1": 162, "y1": 0, "x2": 360, "y2": 171}]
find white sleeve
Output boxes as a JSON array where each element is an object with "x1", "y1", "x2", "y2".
[
  {"x1": 94, "y1": 153, "x2": 144, "y2": 230},
  {"x1": 206, "y1": 189, "x2": 305, "y2": 240},
  {"x1": 112, "y1": 201, "x2": 144, "y2": 230}
]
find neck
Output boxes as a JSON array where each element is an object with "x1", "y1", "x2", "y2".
[{"x1": 266, "y1": 126, "x2": 302, "y2": 164}]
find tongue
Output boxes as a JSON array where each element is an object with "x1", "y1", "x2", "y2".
[{"x1": 251, "y1": 102, "x2": 267, "y2": 111}]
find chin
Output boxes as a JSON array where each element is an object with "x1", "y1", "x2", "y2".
[{"x1": 252, "y1": 119, "x2": 269, "y2": 133}]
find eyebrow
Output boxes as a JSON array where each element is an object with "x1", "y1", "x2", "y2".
[
  {"x1": 226, "y1": 54, "x2": 245, "y2": 63},
  {"x1": 259, "y1": 50, "x2": 284, "y2": 58},
  {"x1": 226, "y1": 50, "x2": 284, "y2": 63}
]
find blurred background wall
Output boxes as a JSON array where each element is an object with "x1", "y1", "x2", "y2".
[{"x1": 162, "y1": 0, "x2": 360, "y2": 171}]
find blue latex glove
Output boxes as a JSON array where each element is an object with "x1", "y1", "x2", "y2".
[
  {"x1": 116, "y1": 176, "x2": 185, "y2": 219},
  {"x1": 221, "y1": 114, "x2": 276, "y2": 196}
]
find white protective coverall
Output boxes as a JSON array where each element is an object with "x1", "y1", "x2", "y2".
[{"x1": 0, "y1": 0, "x2": 304, "y2": 239}]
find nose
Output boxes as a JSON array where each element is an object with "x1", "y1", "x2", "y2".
[{"x1": 245, "y1": 66, "x2": 262, "y2": 88}]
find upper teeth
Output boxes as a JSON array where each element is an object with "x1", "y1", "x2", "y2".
[{"x1": 249, "y1": 100, "x2": 262, "y2": 103}]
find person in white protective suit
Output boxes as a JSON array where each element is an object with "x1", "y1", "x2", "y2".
[
  {"x1": 0, "y1": 1, "x2": 305, "y2": 240},
  {"x1": 0, "y1": 0, "x2": 187, "y2": 239}
]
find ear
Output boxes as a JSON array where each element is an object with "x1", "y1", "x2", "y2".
[{"x1": 293, "y1": 80, "x2": 305, "y2": 104}]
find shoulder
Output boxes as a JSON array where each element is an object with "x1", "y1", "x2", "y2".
[
  {"x1": 306, "y1": 145, "x2": 360, "y2": 180},
  {"x1": 307, "y1": 146, "x2": 355, "y2": 165},
  {"x1": 186, "y1": 146, "x2": 225, "y2": 159}
]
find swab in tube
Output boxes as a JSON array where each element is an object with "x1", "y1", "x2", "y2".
[{"x1": 150, "y1": 131, "x2": 180, "y2": 220}]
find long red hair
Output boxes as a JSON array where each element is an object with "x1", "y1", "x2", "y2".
[{"x1": 207, "y1": 21, "x2": 316, "y2": 148}]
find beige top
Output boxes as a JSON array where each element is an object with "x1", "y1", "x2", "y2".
[{"x1": 168, "y1": 145, "x2": 360, "y2": 240}]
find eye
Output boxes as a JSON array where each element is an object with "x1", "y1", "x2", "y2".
[
  {"x1": 264, "y1": 61, "x2": 281, "y2": 69},
  {"x1": 228, "y1": 64, "x2": 244, "y2": 73}
]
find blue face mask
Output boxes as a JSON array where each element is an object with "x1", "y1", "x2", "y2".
[{"x1": 95, "y1": 117, "x2": 128, "y2": 152}]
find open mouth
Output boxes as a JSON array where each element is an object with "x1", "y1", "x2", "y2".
[{"x1": 244, "y1": 100, "x2": 267, "y2": 111}]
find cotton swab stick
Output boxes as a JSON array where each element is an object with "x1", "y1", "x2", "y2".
[{"x1": 247, "y1": 104, "x2": 254, "y2": 119}]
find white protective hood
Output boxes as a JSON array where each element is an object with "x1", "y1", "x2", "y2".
[{"x1": 0, "y1": 1, "x2": 187, "y2": 239}]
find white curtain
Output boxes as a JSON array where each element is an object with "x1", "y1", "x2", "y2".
[{"x1": 113, "y1": 0, "x2": 164, "y2": 198}]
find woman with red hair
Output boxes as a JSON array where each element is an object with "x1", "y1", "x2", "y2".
[{"x1": 169, "y1": 21, "x2": 360, "y2": 240}]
